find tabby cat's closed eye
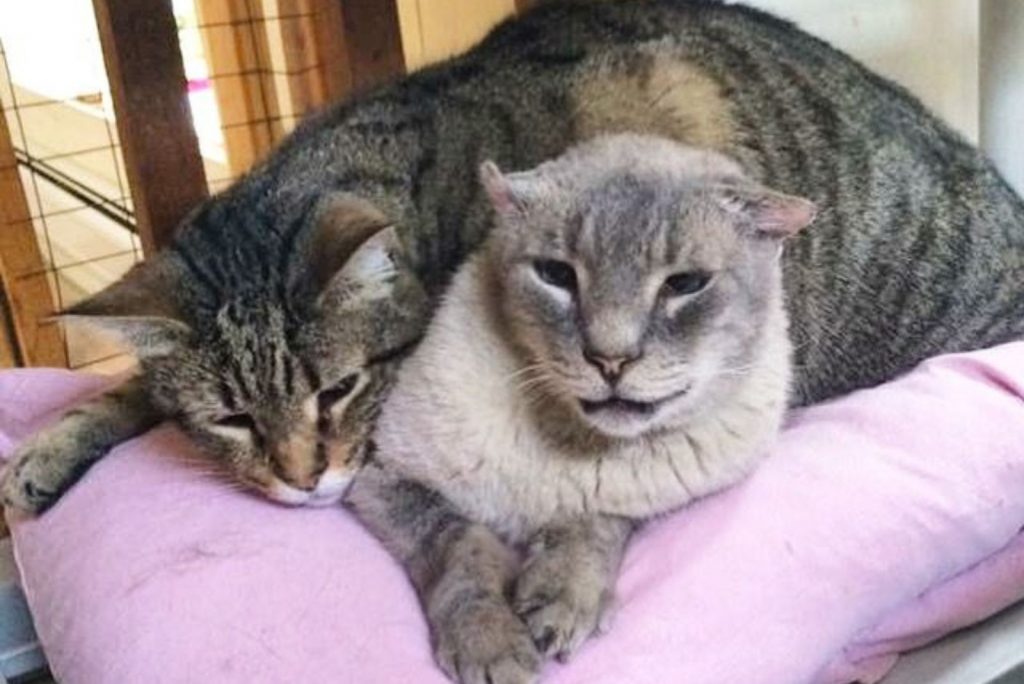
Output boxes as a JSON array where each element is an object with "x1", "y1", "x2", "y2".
[
  {"x1": 318, "y1": 374, "x2": 361, "y2": 414},
  {"x1": 214, "y1": 413, "x2": 258, "y2": 432}
]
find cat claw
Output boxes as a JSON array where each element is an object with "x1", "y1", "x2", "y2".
[{"x1": 513, "y1": 565, "x2": 611, "y2": 662}]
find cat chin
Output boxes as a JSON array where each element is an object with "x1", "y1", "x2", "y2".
[
  {"x1": 575, "y1": 386, "x2": 694, "y2": 438},
  {"x1": 304, "y1": 492, "x2": 347, "y2": 508},
  {"x1": 265, "y1": 469, "x2": 352, "y2": 507},
  {"x1": 578, "y1": 404, "x2": 665, "y2": 439},
  {"x1": 266, "y1": 485, "x2": 348, "y2": 508}
]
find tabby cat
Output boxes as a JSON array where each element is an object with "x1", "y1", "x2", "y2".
[
  {"x1": 4, "y1": 1, "x2": 1023, "y2": 520},
  {"x1": 349, "y1": 134, "x2": 814, "y2": 683}
]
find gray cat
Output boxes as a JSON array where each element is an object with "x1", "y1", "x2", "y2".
[
  {"x1": 349, "y1": 134, "x2": 814, "y2": 683},
  {"x1": 3, "y1": 1, "x2": 1024, "y2": 516}
]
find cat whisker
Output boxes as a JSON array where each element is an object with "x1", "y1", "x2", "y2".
[
  {"x1": 715, "y1": 365, "x2": 756, "y2": 377},
  {"x1": 516, "y1": 375, "x2": 559, "y2": 399},
  {"x1": 503, "y1": 363, "x2": 547, "y2": 384}
]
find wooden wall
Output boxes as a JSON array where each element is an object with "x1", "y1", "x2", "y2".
[{"x1": 397, "y1": 0, "x2": 518, "y2": 71}]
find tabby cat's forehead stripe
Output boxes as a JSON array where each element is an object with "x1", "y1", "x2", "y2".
[
  {"x1": 230, "y1": 365, "x2": 254, "y2": 404},
  {"x1": 300, "y1": 359, "x2": 321, "y2": 392},
  {"x1": 269, "y1": 345, "x2": 283, "y2": 400},
  {"x1": 283, "y1": 355, "x2": 297, "y2": 397},
  {"x1": 218, "y1": 379, "x2": 237, "y2": 412}
]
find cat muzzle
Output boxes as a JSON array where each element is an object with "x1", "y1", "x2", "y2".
[{"x1": 579, "y1": 385, "x2": 691, "y2": 417}]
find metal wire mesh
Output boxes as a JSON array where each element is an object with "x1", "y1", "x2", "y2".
[
  {"x1": 180, "y1": 0, "x2": 341, "y2": 193},
  {"x1": 0, "y1": 3, "x2": 140, "y2": 373}
]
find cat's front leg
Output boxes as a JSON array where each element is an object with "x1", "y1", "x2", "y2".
[
  {"x1": 513, "y1": 515, "x2": 634, "y2": 662},
  {"x1": 348, "y1": 464, "x2": 541, "y2": 684},
  {"x1": 1, "y1": 376, "x2": 159, "y2": 513}
]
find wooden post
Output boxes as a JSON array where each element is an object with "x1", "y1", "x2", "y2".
[
  {"x1": 292, "y1": 0, "x2": 406, "y2": 104},
  {"x1": 0, "y1": 111, "x2": 67, "y2": 367},
  {"x1": 311, "y1": 0, "x2": 354, "y2": 101},
  {"x1": 0, "y1": 299, "x2": 16, "y2": 367},
  {"x1": 335, "y1": 0, "x2": 406, "y2": 94},
  {"x1": 396, "y1": 0, "x2": 516, "y2": 71},
  {"x1": 92, "y1": 0, "x2": 209, "y2": 255}
]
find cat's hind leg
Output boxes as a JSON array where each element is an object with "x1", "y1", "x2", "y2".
[
  {"x1": 1, "y1": 376, "x2": 159, "y2": 513},
  {"x1": 513, "y1": 515, "x2": 634, "y2": 662},
  {"x1": 347, "y1": 463, "x2": 540, "y2": 684}
]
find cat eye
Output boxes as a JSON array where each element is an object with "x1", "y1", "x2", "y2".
[
  {"x1": 662, "y1": 272, "x2": 712, "y2": 298},
  {"x1": 533, "y1": 259, "x2": 578, "y2": 292},
  {"x1": 318, "y1": 374, "x2": 360, "y2": 414},
  {"x1": 214, "y1": 413, "x2": 257, "y2": 432}
]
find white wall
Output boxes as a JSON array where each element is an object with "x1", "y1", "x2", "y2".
[
  {"x1": 742, "y1": 0, "x2": 980, "y2": 143},
  {"x1": 743, "y1": 0, "x2": 1024, "y2": 198},
  {"x1": 0, "y1": 0, "x2": 108, "y2": 101},
  {"x1": 981, "y1": 0, "x2": 1024, "y2": 196}
]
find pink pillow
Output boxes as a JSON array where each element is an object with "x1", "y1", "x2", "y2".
[{"x1": 4, "y1": 343, "x2": 1024, "y2": 684}]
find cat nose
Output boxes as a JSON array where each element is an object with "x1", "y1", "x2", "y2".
[
  {"x1": 271, "y1": 447, "x2": 327, "y2": 492},
  {"x1": 583, "y1": 348, "x2": 637, "y2": 383}
]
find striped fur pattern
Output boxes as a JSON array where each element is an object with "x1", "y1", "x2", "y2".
[
  {"x1": 350, "y1": 136, "x2": 811, "y2": 682},
  {"x1": 3, "y1": 0, "x2": 1023, "y2": 517}
]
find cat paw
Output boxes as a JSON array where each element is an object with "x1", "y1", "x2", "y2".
[
  {"x1": 513, "y1": 553, "x2": 612, "y2": 662},
  {"x1": 1, "y1": 442, "x2": 84, "y2": 514},
  {"x1": 435, "y1": 595, "x2": 541, "y2": 684}
]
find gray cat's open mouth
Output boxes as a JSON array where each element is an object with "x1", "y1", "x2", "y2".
[
  {"x1": 579, "y1": 387, "x2": 690, "y2": 417},
  {"x1": 580, "y1": 397, "x2": 657, "y2": 416}
]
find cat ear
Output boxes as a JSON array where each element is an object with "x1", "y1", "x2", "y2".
[
  {"x1": 480, "y1": 160, "x2": 543, "y2": 218},
  {"x1": 62, "y1": 255, "x2": 192, "y2": 357},
  {"x1": 305, "y1": 193, "x2": 396, "y2": 294},
  {"x1": 331, "y1": 225, "x2": 403, "y2": 300},
  {"x1": 64, "y1": 316, "x2": 191, "y2": 358},
  {"x1": 306, "y1": 193, "x2": 405, "y2": 307},
  {"x1": 717, "y1": 186, "x2": 817, "y2": 238},
  {"x1": 481, "y1": 161, "x2": 519, "y2": 215}
]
